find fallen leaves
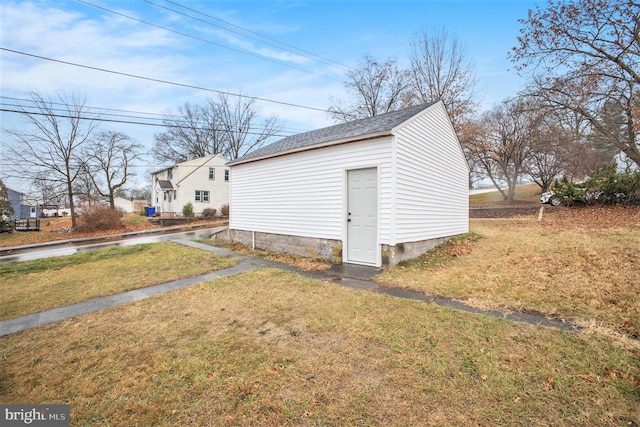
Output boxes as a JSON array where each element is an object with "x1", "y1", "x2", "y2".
[{"x1": 541, "y1": 205, "x2": 640, "y2": 230}]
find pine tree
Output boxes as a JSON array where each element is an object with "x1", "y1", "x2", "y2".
[{"x1": 0, "y1": 179, "x2": 15, "y2": 232}]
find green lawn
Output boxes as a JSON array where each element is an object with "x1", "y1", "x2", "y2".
[{"x1": 0, "y1": 241, "x2": 237, "y2": 320}]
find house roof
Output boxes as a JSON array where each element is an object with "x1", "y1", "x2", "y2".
[
  {"x1": 151, "y1": 153, "x2": 226, "y2": 175},
  {"x1": 158, "y1": 180, "x2": 173, "y2": 189},
  {"x1": 228, "y1": 102, "x2": 438, "y2": 166}
]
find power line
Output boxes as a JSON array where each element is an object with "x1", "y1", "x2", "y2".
[
  {"x1": 146, "y1": 0, "x2": 353, "y2": 73},
  {"x1": 0, "y1": 108, "x2": 295, "y2": 138},
  {"x1": 1, "y1": 96, "x2": 313, "y2": 134},
  {"x1": 1, "y1": 96, "x2": 176, "y2": 120},
  {"x1": 0, "y1": 102, "x2": 168, "y2": 124},
  {"x1": 1, "y1": 47, "x2": 330, "y2": 113},
  {"x1": 76, "y1": 0, "x2": 343, "y2": 82}
]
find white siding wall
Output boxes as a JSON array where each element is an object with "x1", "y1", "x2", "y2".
[
  {"x1": 392, "y1": 102, "x2": 469, "y2": 243},
  {"x1": 177, "y1": 159, "x2": 229, "y2": 214},
  {"x1": 231, "y1": 138, "x2": 393, "y2": 243},
  {"x1": 152, "y1": 155, "x2": 230, "y2": 215}
]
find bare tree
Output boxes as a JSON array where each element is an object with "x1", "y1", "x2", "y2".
[
  {"x1": 75, "y1": 165, "x2": 102, "y2": 208},
  {"x1": 471, "y1": 98, "x2": 544, "y2": 200},
  {"x1": 512, "y1": 0, "x2": 640, "y2": 166},
  {"x1": 153, "y1": 103, "x2": 224, "y2": 164},
  {"x1": 31, "y1": 172, "x2": 68, "y2": 209},
  {"x1": 525, "y1": 115, "x2": 573, "y2": 192},
  {"x1": 129, "y1": 186, "x2": 152, "y2": 203},
  {"x1": 153, "y1": 96, "x2": 282, "y2": 162},
  {"x1": 212, "y1": 94, "x2": 282, "y2": 160},
  {"x1": 408, "y1": 28, "x2": 478, "y2": 134},
  {"x1": 3, "y1": 92, "x2": 99, "y2": 227},
  {"x1": 329, "y1": 55, "x2": 410, "y2": 122},
  {"x1": 84, "y1": 131, "x2": 142, "y2": 209},
  {"x1": 457, "y1": 120, "x2": 488, "y2": 188},
  {"x1": 526, "y1": 74, "x2": 640, "y2": 168},
  {"x1": 550, "y1": 108, "x2": 603, "y2": 180}
]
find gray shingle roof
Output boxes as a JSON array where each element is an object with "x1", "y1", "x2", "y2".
[
  {"x1": 158, "y1": 180, "x2": 173, "y2": 189},
  {"x1": 228, "y1": 102, "x2": 437, "y2": 165}
]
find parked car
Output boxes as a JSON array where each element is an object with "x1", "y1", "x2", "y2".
[{"x1": 540, "y1": 191, "x2": 562, "y2": 206}]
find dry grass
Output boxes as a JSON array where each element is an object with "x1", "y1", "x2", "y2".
[
  {"x1": 1, "y1": 187, "x2": 638, "y2": 425},
  {"x1": 1, "y1": 269, "x2": 638, "y2": 426},
  {"x1": 0, "y1": 242, "x2": 237, "y2": 321},
  {"x1": 378, "y1": 206, "x2": 640, "y2": 338},
  {"x1": 202, "y1": 238, "x2": 332, "y2": 271},
  {"x1": 469, "y1": 184, "x2": 542, "y2": 208}
]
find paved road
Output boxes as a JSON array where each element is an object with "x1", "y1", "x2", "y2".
[{"x1": 0, "y1": 226, "x2": 228, "y2": 263}]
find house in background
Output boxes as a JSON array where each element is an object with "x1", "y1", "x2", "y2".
[
  {"x1": 151, "y1": 154, "x2": 229, "y2": 216},
  {"x1": 225, "y1": 101, "x2": 469, "y2": 267},
  {"x1": 7, "y1": 187, "x2": 40, "y2": 220},
  {"x1": 114, "y1": 197, "x2": 149, "y2": 214}
]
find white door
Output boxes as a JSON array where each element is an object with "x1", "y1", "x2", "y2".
[{"x1": 346, "y1": 168, "x2": 378, "y2": 265}]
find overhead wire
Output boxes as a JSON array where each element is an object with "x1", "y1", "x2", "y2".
[
  {"x1": 1, "y1": 96, "x2": 181, "y2": 121},
  {"x1": 0, "y1": 96, "x2": 308, "y2": 135},
  {"x1": 0, "y1": 107, "x2": 297, "y2": 138},
  {"x1": 76, "y1": 0, "x2": 343, "y2": 82},
  {"x1": 2, "y1": 0, "x2": 349, "y2": 157},
  {"x1": 146, "y1": 0, "x2": 354, "y2": 73},
  {"x1": 1, "y1": 96, "x2": 313, "y2": 133},
  {"x1": 1, "y1": 47, "x2": 330, "y2": 113}
]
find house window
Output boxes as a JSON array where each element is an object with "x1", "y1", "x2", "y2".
[
  {"x1": 167, "y1": 169, "x2": 173, "y2": 180},
  {"x1": 195, "y1": 190, "x2": 209, "y2": 203},
  {"x1": 209, "y1": 167, "x2": 215, "y2": 180},
  {"x1": 174, "y1": 190, "x2": 177, "y2": 199},
  {"x1": 163, "y1": 192, "x2": 167, "y2": 201},
  {"x1": 224, "y1": 169, "x2": 229, "y2": 181}
]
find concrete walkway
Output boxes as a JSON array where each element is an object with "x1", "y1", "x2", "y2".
[{"x1": 0, "y1": 239, "x2": 581, "y2": 337}]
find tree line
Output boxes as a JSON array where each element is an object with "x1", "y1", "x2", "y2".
[
  {"x1": 330, "y1": 0, "x2": 639, "y2": 199},
  {"x1": 2, "y1": 0, "x2": 638, "y2": 227},
  {"x1": 1, "y1": 92, "x2": 278, "y2": 227}
]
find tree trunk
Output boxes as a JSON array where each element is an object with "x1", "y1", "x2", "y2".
[{"x1": 67, "y1": 177, "x2": 77, "y2": 228}]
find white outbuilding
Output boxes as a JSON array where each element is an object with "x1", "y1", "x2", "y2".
[{"x1": 226, "y1": 101, "x2": 469, "y2": 267}]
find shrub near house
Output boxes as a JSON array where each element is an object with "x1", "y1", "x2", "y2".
[
  {"x1": 552, "y1": 166, "x2": 640, "y2": 206},
  {"x1": 182, "y1": 202, "x2": 194, "y2": 217}
]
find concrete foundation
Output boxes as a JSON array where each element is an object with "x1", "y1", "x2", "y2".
[
  {"x1": 215, "y1": 228, "x2": 461, "y2": 267},
  {"x1": 215, "y1": 229, "x2": 342, "y2": 263},
  {"x1": 382, "y1": 236, "x2": 455, "y2": 266}
]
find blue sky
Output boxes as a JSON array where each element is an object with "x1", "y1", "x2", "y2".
[{"x1": 1, "y1": 0, "x2": 537, "y2": 191}]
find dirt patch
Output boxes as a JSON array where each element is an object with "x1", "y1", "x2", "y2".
[
  {"x1": 470, "y1": 203, "x2": 640, "y2": 224},
  {"x1": 469, "y1": 206, "x2": 545, "y2": 218},
  {"x1": 540, "y1": 205, "x2": 640, "y2": 228}
]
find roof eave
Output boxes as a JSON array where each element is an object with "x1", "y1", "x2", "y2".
[
  {"x1": 150, "y1": 165, "x2": 177, "y2": 175},
  {"x1": 227, "y1": 130, "x2": 392, "y2": 166}
]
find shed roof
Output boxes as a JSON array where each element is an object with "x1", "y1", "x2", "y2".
[{"x1": 228, "y1": 101, "x2": 437, "y2": 166}]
